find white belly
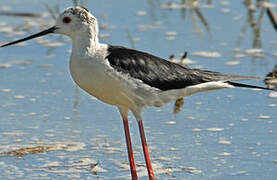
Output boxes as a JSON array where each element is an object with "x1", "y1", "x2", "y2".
[{"x1": 69, "y1": 56, "x2": 137, "y2": 108}]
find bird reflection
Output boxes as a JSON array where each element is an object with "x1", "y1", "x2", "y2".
[
  {"x1": 266, "y1": 5, "x2": 277, "y2": 31},
  {"x1": 181, "y1": 0, "x2": 211, "y2": 37},
  {"x1": 162, "y1": 0, "x2": 211, "y2": 37},
  {"x1": 236, "y1": 0, "x2": 276, "y2": 57}
]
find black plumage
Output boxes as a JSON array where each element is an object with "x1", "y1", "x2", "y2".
[{"x1": 106, "y1": 45, "x2": 267, "y2": 91}]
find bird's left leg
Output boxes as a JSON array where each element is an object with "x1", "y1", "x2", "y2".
[{"x1": 133, "y1": 109, "x2": 155, "y2": 180}]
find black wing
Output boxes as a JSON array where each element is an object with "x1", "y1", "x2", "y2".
[{"x1": 106, "y1": 45, "x2": 259, "y2": 91}]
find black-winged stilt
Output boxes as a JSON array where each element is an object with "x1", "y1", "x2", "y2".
[{"x1": 1, "y1": 7, "x2": 274, "y2": 180}]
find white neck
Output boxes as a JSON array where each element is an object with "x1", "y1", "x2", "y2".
[{"x1": 71, "y1": 24, "x2": 100, "y2": 56}]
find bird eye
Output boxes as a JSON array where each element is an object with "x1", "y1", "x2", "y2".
[{"x1": 63, "y1": 17, "x2": 71, "y2": 24}]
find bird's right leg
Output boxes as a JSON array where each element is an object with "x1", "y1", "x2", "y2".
[{"x1": 118, "y1": 107, "x2": 138, "y2": 180}]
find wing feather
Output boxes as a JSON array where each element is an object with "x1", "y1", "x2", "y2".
[{"x1": 106, "y1": 45, "x2": 260, "y2": 91}]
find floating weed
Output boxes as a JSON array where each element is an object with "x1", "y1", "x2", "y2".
[
  {"x1": 268, "y1": 92, "x2": 277, "y2": 98},
  {"x1": 218, "y1": 140, "x2": 231, "y2": 145},
  {"x1": 0, "y1": 63, "x2": 12, "y2": 68},
  {"x1": 0, "y1": 142, "x2": 86, "y2": 157},
  {"x1": 206, "y1": 128, "x2": 224, "y2": 132},
  {"x1": 136, "y1": 11, "x2": 147, "y2": 16},
  {"x1": 181, "y1": 166, "x2": 202, "y2": 174},
  {"x1": 258, "y1": 115, "x2": 271, "y2": 119},
  {"x1": 191, "y1": 51, "x2": 222, "y2": 58},
  {"x1": 165, "y1": 121, "x2": 176, "y2": 125},
  {"x1": 192, "y1": 128, "x2": 202, "y2": 132},
  {"x1": 0, "y1": 89, "x2": 12, "y2": 93},
  {"x1": 1, "y1": 146, "x2": 53, "y2": 157},
  {"x1": 226, "y1": 61, "x2": 241, "y2": 66},
  {"x1": 219, "y1": 152, "x2": 232, "y2": 156}
]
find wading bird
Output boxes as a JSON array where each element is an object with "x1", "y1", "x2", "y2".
[{"x1": 1, "y1": 7, "x2": 274, "y2": 180}]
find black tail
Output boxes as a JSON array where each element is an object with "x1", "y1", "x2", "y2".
[{"x1": 227, "y1": 81, "x2": 276, "y2": 91}]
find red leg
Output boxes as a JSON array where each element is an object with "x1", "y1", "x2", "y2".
[
  {"x1": 122, "y1": 115, "x2": 138, "y2": 180},
  {"x1": 138, "y1": 120, "x2": 155, "y2": 180}
]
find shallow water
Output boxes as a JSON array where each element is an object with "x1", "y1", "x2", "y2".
[{"x1": 0, "y1": 0, "x2": 277, "y2": 179}]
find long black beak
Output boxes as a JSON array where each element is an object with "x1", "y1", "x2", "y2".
[{"x1": 0, "y1": 26, "x2": 58, "y2": 47}]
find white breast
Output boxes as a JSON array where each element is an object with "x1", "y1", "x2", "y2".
[
  {"x1": 70, "y1": 49, "x2": 152, "y2": 110},
  {"x1": 69, "y1": 53, "x2": 174, "y2": 111}
]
